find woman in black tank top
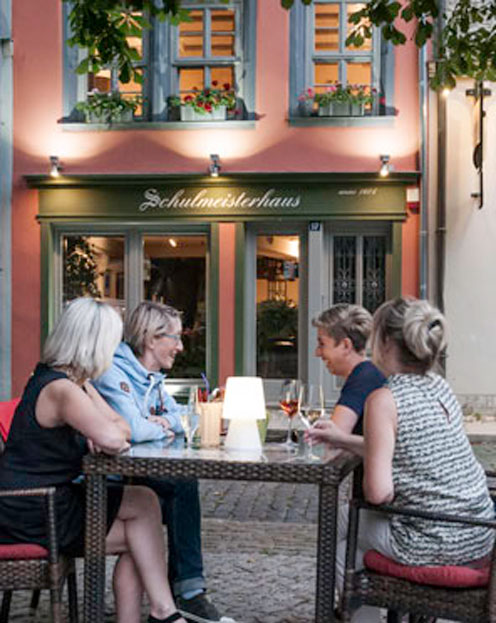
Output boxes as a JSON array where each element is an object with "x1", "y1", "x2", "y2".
[{"x1": 0, "y1": 298, "x2": 186, "y2": 623}]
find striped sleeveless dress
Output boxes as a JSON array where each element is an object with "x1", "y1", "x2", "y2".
[{"x1": 388, "y1": 372, "x2": 494, "y2": 566}]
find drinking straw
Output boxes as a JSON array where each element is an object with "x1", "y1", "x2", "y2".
[{"x1": 201, "y1": 372, "x2": 210, "y2": 398}]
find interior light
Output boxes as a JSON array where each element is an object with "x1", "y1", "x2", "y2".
[
  {"x1": 169, "y1": 238, "x2": 177, "y2": 248},
  {"x1": 209, "y1": 154, "x2": 221, "y2": 178}
]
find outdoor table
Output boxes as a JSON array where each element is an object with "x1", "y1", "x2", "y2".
[{"x1": 83, "y1": 438, "x2": 360, "y2": 623}]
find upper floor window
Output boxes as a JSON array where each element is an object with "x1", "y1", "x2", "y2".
[
  {"x1": 289, "y1": 0, "x2": 394, "y2": 119},
  {"x1": 63, "y1": 1, "x2": 256, "y2": 123},
  {"x1": 84, "y1": 12, "x2": 148, "y2": 119},
  {"x1": 312, "y1": 2, "x2": 373, "y2": 91}
]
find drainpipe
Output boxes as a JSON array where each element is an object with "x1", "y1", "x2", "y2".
[
  {"x1": 418, "y1": 43, "x2": 429, "y2": 301},
  {"x1": 436, "y1": 2, "x2": 447, "y2": 314}
]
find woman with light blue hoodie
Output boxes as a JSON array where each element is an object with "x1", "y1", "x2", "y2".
[{"x1": 94, "y1": 301, "x2": 235, "y2": 623}]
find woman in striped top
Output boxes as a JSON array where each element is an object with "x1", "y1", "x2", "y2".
[{"x1": 337, "y1": 297, "x2": 494, "y2": 623}]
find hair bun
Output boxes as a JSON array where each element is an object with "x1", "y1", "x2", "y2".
[{"x1": 403, "y1": 301, "x2": 446, "y2": 366}]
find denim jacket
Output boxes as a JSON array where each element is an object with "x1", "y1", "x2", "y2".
[{"x1": 93, "y1": 342, "x2": 184, "y2": 443}]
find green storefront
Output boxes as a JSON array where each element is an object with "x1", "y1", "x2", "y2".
[{"x1": 27, "y1": 172, "x2": 416, "y2": 403}]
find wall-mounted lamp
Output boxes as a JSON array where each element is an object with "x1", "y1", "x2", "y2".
[
  {"x1": 49, "y1": 155, "x2": 62, "y2": 178},
  {"x1": 168, "y1": 238, "x2": 177, "y2": 248},
  {"x1": 379, "y1": 154, "x2": 391, "y2": 177},
  {"x1": 209, "y1": 154, "x2": 221, "y2": 178}
]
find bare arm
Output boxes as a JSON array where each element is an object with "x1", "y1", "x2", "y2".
[
  {"x1": 36, "y1": 379, "x2": 130, "y2": 455},
  {"x1": 82, "y1": 381, "x2": 131, "y2": 441},
  {"x1": 363, "y1": 387, "x2": 397, "y2": 504},
  {"x1": 305, "y1": 404, "x2": 364, "y2": 455}
]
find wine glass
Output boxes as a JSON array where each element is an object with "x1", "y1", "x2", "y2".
[
  {"x1": 181, "y1": 387, "x2": 200, "y2": 449},
  {"x1": 279, "y1": 380, "x2": 300, "y2": 447},
  {"x1": 298, "y1": 383, "x2": 324, "y2": 460}
]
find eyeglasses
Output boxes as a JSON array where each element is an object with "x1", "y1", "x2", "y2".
[{"x1": 156, "y1": 332, "x2": 183, "y2": 342}]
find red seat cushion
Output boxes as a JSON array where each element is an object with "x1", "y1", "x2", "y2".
[
  {"x1": 364, "y1": 550, "x2": 490, "y2": 588},
  {"x1": 0, "y1": 398, "x2": 20, "y2": 442},
  {"x1": 0, "y1": 543, "x2": 48, "y2": 560}
]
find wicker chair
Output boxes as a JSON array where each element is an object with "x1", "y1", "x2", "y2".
[
  {"x1": 342, "y1": 496, "x2": 496, "y2": 623},
  {"x1": 0, "y1": 487, "x2": 78, "y2": 623},
  {"x1": 0, "y1": 399, "x2": 78, "y2": 622}
]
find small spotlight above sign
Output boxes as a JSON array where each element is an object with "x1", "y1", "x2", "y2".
[
  {"x1": 49, "y1": 155, "x2": 62, "y2": 178},
  {"x1": 209, "y1": 154, "x2": 221, "y2": 178},
  {"x1": 379, "y1": 154, "x2": 391, "y2": 178}
]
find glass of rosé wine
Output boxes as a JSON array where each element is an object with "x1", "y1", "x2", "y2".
[{"x1": 279, "y1": 379, "x2": 300, "y2": 447}]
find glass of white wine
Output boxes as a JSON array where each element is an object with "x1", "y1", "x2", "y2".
[
  {"x1": 181, "y1": 387, "x2": 199, "y2": 449},
  {"x1": 298, "y1": 383, "x2": 324, "y2": 460}
]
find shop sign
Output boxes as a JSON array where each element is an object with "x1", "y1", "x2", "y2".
[{"x1": 138, "y1": 187, "x2": 301, "y2": 212}]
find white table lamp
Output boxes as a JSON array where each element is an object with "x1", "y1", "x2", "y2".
[{"x1": 223, "y1": 376, "x2": 266, "y2": 454}]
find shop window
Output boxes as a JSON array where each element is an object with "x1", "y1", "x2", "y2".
[
  {"x1": 62, "y1": 235, "x2": 125, "y2": 308},
  {"x1": 289, "y1": 0, "x2": 395, "y2": 119},
  {"x1": 143, "y1": 235, "x2": 207, "y2": 379},
  {"x1": 256, "y1": 235, "x2": 300, "y2": 379},
  {"x1": 63, "y1": 1, "x2": 256, "y2": 122}
]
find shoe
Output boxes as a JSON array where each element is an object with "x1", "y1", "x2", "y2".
[{"x1": 176, "y1": 592, "x2": 236, "y2": 623}]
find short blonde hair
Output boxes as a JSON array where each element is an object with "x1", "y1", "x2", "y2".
[
  {"x1": 312, "y1": 303, "x2": 373, "y2": 353},
  {"x1": 372, "y1": 297, "x2": 446, "y2": 374},
  {"x1": 42, "y1": 298, "x2": 123, "y2": 380},
  {"x1": 125, "y1": 301, "x2": 182, "y2": 357}
]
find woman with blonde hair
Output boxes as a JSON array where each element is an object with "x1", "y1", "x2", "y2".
[
  {"x1": 335, "y1": 297, "x2": 494, "y2": 623},
  {"x1": 0, "y1": 298, "x2": 186, "y2": 623}
]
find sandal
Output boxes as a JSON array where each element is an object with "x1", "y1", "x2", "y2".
[{"x1": 148, "y1": 612, "x2": 183, "y2": 623}]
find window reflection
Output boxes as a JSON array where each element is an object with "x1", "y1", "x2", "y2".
[
  {"x1": 143, "y1": 235, "x2": 207, "y2": 379},
  {"x1": 256, "y1": 235, "x2": 299, "y2": 379},
  {"x1": 62, "y1": 235, "x2": 125, "y2": 308}
]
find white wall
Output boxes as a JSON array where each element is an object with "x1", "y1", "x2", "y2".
[{"x1": 443, "y1": 79, "x2": 496, "y2": 404}]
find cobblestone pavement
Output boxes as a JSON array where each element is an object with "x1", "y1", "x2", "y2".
[{"x1": 4, "y1": 477, "x2": 454, "y2": 622}]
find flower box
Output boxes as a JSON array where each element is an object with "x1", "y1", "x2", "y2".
[
  {"x1": 85, "y1": 109, "x2": 134, "y2": 124},
  {"x1": 180, "y1": 105, "x2": 227, "y2": 122},
  {"x1": 317, "y1": 102, "x2": 365, "y2": 117}
]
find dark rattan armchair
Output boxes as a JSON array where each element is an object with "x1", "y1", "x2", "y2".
[
  {"x1": 0, "y1": 486, "x2": 78, "y2": 623},
  {"x1": 342, "y1": 496, "x2": 496, "y2": 623}
]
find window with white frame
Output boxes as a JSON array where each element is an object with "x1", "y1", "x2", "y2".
[
  {"x1": 63, "y1": 1, "x2": 256, "y2": 122},
  {"x1": 289, "y1": 0, "x2": 395, "y2": 118}
]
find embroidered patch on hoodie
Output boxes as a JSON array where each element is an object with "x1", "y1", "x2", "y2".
[{"x1": 120, "y1": 382, "x2": 130, "y2": 393}]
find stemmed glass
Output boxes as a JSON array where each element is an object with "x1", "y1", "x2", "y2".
[
  {"x1": 279, "y1": 380, "x2": 300, "y2": 447},
  {"x1": 298, "y1": 383, "x2": 324, "y2": 460},
  {"x1": 181, "y1": 387, "x2": 199, "y2": 449}
]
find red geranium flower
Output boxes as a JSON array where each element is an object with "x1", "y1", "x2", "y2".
[
  {"x1": 205, "y1": 103, "x2": 212, "y2": 112},
  {"x1": 212, "y1": 80, "x2": 218, "y2": 86},
  {"x1": 184, "y1": 95, "x2": 193, "y2": 102},
  {"x1": 223, "y1": 82, "x2": 231, "y2": 90}
]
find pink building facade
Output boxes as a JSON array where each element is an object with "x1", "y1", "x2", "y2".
[{"x1": 5, "y1": 0, "x2": 421, "y2": 402}]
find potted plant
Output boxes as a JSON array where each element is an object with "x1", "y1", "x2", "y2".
[
  {"x1": 168, "y1": 81, "x2": 236, "y2": 122},
  {"x1": 76, "y1": 89, "x2": 141, "y2": 123},
  {"x1": 314, "y1": 83, "x2": 376, "y2": 117},
  {"x1": 297, "y1": 87, "x2": 315, "y2": 116}
]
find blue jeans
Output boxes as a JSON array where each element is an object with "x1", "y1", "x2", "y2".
[{"x1": 135, "y1": 476, "x2": 205, "y2": 597}]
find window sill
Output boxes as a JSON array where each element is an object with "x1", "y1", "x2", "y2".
[
  {"x1": 60, "y1": 120, "x2": 257, "y2": 131},
  {"x1": 288, "y1": 115, "x2": 396, "y2": 127}
]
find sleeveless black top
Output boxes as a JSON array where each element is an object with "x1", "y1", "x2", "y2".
[{"x1": 0, "y1": 363, "x2": 123, "y2": 554}]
